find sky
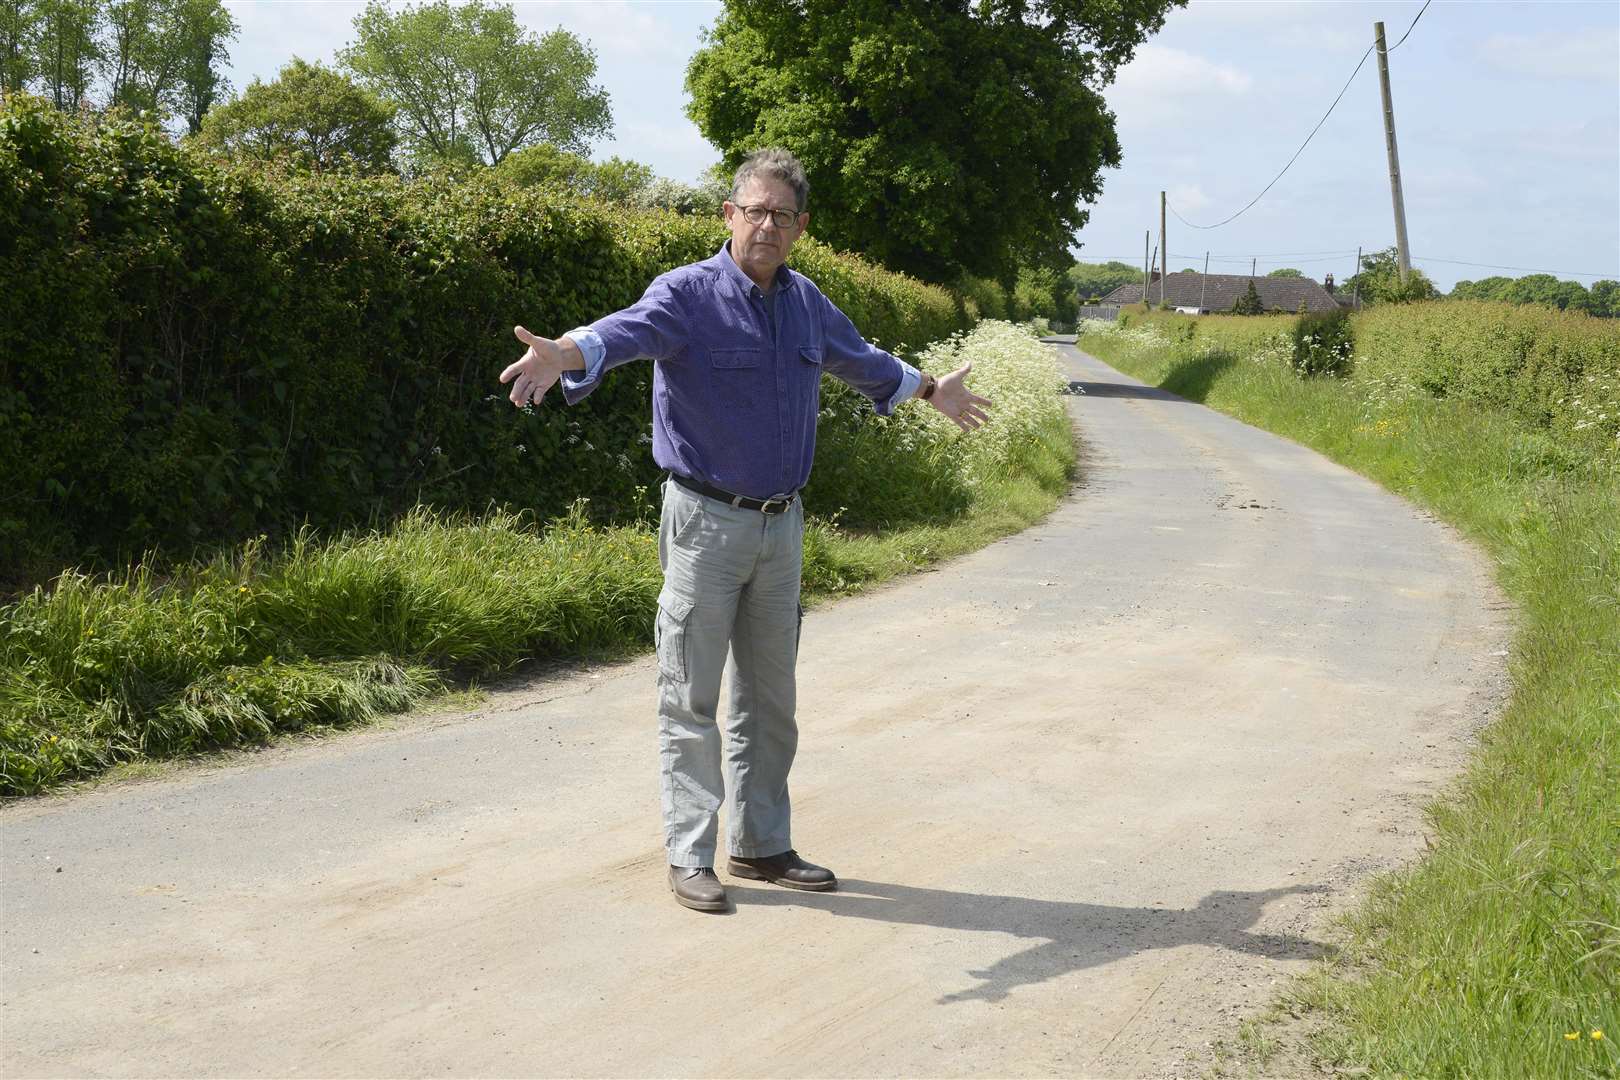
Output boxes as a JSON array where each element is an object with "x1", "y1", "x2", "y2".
[{"x1": 222, "y1": 0, "x2": 1620, "y2": 291}]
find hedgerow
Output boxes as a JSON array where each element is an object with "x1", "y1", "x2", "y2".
[
  {"x1": 0, "y1": 320, "x2": 1071, "y2": 794},
  {"x1": 0, "y1": 95, "x2": 967, "y2": 588}
]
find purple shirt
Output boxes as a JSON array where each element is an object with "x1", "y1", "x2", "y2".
[{"x1": 560, "y1": 243, "x2": 921, "y2": 499}]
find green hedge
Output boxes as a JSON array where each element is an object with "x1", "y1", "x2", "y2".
[
  {"x1": 0, "y1": 95, "x2": 967, "y2": 587},
  {"x1": 1353, "y1": 301, "x2": 1620, "y2": 453}
]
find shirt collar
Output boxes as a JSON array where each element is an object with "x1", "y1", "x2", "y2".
[{"x1": 716, "y1": 241, "x2": 794, "y2": 297}]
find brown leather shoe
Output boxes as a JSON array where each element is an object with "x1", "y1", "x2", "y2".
[
  {"x1": 668, "y1": 865, "x2": 728, "y2": 912},
  {"x1": 727, "y1": 849, "x2": 837, "y2": 892}
]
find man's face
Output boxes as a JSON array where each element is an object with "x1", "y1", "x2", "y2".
[{"x1": 723, "y1": 175, "x2": 807, "y2": 287}]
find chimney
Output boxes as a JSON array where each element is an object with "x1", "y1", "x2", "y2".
[{"x1": 1324, "y1": 273, "x2": 1335, "y2": 294}]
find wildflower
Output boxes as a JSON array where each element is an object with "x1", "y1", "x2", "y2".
[
  {"x1": 238, "y1": 585, "x2": 249, "y2": 593},
  {"x1": 1594, "y1": 1030, "x2": 1605, "y2": 1040},
  {"x1": 1566, "y1": 1032, "x2": 1582, "y2": 1040}
]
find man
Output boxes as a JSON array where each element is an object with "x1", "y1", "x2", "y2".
[{"x1": 500, "y1": 148, "x2": 990, "y2": 913}]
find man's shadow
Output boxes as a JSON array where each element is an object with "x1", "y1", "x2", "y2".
[{"x1": 732, "y1": 878, "x2": 1331, "y2": 1004}]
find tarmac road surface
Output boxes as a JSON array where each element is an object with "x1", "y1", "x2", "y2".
[{"x1": 0, "y1": 340, "x2": 1509, "y2": 1078}]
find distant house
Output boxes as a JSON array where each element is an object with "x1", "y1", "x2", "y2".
[{"x1": 1100, "y1": 271, "x2": 1350, "y2": 314}]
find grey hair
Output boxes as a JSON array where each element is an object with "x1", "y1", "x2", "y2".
[{"x1": 730, "y1": 148, "x2": 810, "y2": 212}]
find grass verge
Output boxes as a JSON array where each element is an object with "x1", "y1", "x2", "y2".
[
  {"x1": 1080, "y1": 313, "x2": 1618, "y2": 1079},
  {"x1": 0, "y1": 321, "x2": 1076, "y2": 796}
]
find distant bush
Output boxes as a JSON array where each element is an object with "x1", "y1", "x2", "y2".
[{"x1": 1291, "y1": 308, "x2": 1354, "y2": 377}]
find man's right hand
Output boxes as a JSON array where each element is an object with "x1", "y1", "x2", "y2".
[{"x1": 501, "y1": 326, "x2": 576, "y2": 407}]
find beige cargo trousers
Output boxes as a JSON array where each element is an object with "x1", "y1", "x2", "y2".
[{"x1": 655, "y1": 477, "x2": 805, "y2": 869}]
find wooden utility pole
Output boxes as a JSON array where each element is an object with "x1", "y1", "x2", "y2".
[
  {"x1": 1158, "y1": 191, "x2": 1168, "y2": 307},
  {"x1": 1251, "y1": 257, "x2": 1257, "y2": 278},
  {"x1": 1200, "y1": 252, "x2": 1209, "y2": 313},
  {"x1": 1352, "y1": 245, "x2": 1363, "y2": 308},
  {"x1": 1143, "y1": 230, "x2": 1151, "y2": 302},
  {"x1": 1374, "y1": 21, "x2": 1412, "y2": 285}
]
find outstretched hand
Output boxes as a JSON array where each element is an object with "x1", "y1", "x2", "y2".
[
  {"x1": 500, "y1": 326, "x2": 564, "y2": 407},
  {"x1": 928, "y1": 361, "x2": 993, "y2": 433}
]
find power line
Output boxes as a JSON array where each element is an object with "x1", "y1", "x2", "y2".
[
  {"x1": 1168, "y1": 0, "x2": 1432, "y2": 231},
  {"x1": 1387, "y1": 1, "x2": 1430, "y2": 50},
  {"x1": 1410, "y1": 256, "x2": 1618, "y2": 281},
  {"x1": 1075, "y1": 252, "x2": 1615, "y2": 280}
]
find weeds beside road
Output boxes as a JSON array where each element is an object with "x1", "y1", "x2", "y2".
[{"x1": 1082, "y1": 307, "x2": 1619, "y2": 1079}]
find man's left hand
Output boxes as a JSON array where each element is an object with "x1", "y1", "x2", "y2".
[{"x1": 927, "y1": 362, "x2": 993, "y2": 433}]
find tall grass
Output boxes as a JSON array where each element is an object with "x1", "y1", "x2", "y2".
[
  {"x1": 1081, "y1": 309, "x2": 1619, "y2": 1079},
  {"x1": 0, "y1": 321, "x2": 1075, "y2": 796}
]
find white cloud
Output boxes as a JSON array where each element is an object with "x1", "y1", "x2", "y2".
[
  {"x1": 1169, "y1": 183, "x2": 1213, "y2": 211},
  {"x1": 1109, "y1": 44, "x2": 1252, "y2": 124},
  {"x1": 1478, "y1": 29, "x2": 1619, "y2": 82},
  {"x1": 224, "y1": 1, "x2": 366, "y2": 84},
  {"x1": 514, "y1": 1, "x2": 715, "y2": 61}
]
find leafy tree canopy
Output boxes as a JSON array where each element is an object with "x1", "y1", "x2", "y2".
[
  {"x1": 493, "y1": 142, "x2": 655, "y2": 203},
  {"x1": 1450, "y1": 272, "x2": 1615, "y2": 317},
  {"x1": 1069, "y1": 259, "x2": 1139, "y2": 301},
  {"x1": 1345, "y1": 246, "x2": 1438, "y2": 305},
  {"x1": 1267, "y1": 267, "x2": 1302, "y2": 277},
  {"x1": 685, "y1": 0, "x2": 1183, "y2": 284},
  {"x1": 192, "y1": 57, "x2": 397, "y2": 173},
  {"x1": 341, "y1": 0, "x2": 609, "y2": 168},
  {"x1": 101, "y1": 0, "x2": 236, "y2": 129},
  {"x1": 6, "y1": 0, "x2": 232, "y2": 124},
  {"x1": 28, "y1": 0, "x2": 102, "y2": 112}
]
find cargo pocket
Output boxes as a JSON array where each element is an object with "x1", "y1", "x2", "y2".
[{"x1": 655, "y1": 592, "x2": 696, "y2": 682}]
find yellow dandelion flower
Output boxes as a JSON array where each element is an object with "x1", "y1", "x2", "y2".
[
  {"x1": 1593, "y1": 1030, "x2": 1605, "y2": 1040},
  {"x1": 238, "y1": 585, "x2": 249, "y2": 593},
  {"x1": 1565, "y1": 1032, "x2": 1582, "y2": 1040}
]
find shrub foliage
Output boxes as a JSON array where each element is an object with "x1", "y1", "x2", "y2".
[
  {"x1": 1291, "y1": 307, "x2": 1354, "y2": 378},
  {"x1": 0, "y1": 96, "x2": 968, "y2": 585}
]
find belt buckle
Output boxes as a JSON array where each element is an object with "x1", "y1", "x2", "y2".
[{"x1": 761, "y1": 495, "x2": 790, "y2": 515}]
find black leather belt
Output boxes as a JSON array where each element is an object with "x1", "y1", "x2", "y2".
[{"x1": 670, "y1": 473, "x2": 798, "y2": 515}]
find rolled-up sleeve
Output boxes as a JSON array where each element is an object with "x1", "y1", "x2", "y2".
[
  {"x1": 557, "y1": 276, "x2": 689, "y2": 405},
  {"x1": 815, "y1": 291, "x2": 913, "y2": 416}
]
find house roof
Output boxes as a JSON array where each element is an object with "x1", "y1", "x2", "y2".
[{"x1": 1101, "y1": 271, "x2": 1343, "y2": 313}]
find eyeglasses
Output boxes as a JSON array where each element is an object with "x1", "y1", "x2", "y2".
[{"x1": 733, "y1": 203, "x2": 802, "y2": 229}]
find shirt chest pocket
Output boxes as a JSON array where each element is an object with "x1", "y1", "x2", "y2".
[
  {"x1": 799, "y1": 346, "x2": 822, "y2": 368},
  {"x1": 711, "y1": 348, "x2": 763, "y2": 370}
]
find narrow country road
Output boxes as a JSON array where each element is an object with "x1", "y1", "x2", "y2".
[{"x1": 0, "y1": 341, "x2": 1508, "y2": 1079}]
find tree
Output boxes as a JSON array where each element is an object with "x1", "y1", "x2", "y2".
[
  {"x1": 631, "y1": 175, "x2": 728, "y2": 217},
  {"x1": 1448, "y1": 276, "x2": 1513, "y2": 302},
  {"x1": 1344, "y1": 246, "x2": 1437, "y2": 304},
  {"x1": 1069, "y1": 259, "x2": 1140, "y2": 302},
  {"x1": 340, "y1": 0, "x2": 610, "y2": 168},
  {"x1": 1230, "y1": 279, "x2": 1263, "y2": 315},
  {"x1": 1267, "y1": 267, "x2": 1302, "y2": 278},
  {"x1": 172, "y1": 0, "x2": 237, "y2": 133},
  {"x1": 193, "y1": 58, "x2": 397, "y2": 173},
  {"x1": 1, "y1": 0, "x2": 40, "y2": 93},
  {"x1": 493, "y1": 143, "x2": 655, "y2": 202},
  {"x1": 1450, "y1": 274, "x2": 1613, "y2": 317},
  {"x1": 1588, "y1": 280, "x2": 1618, "y2": 318},
  {"x1": 99, "y1": 0, "x2": 234, "y2": 123},
  {"x1": 32, "y1": 0, "x2": 98, "y2": 110},
  {"x1": 685, "y1": 0, "x2": 1183, "y2": 284}
]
